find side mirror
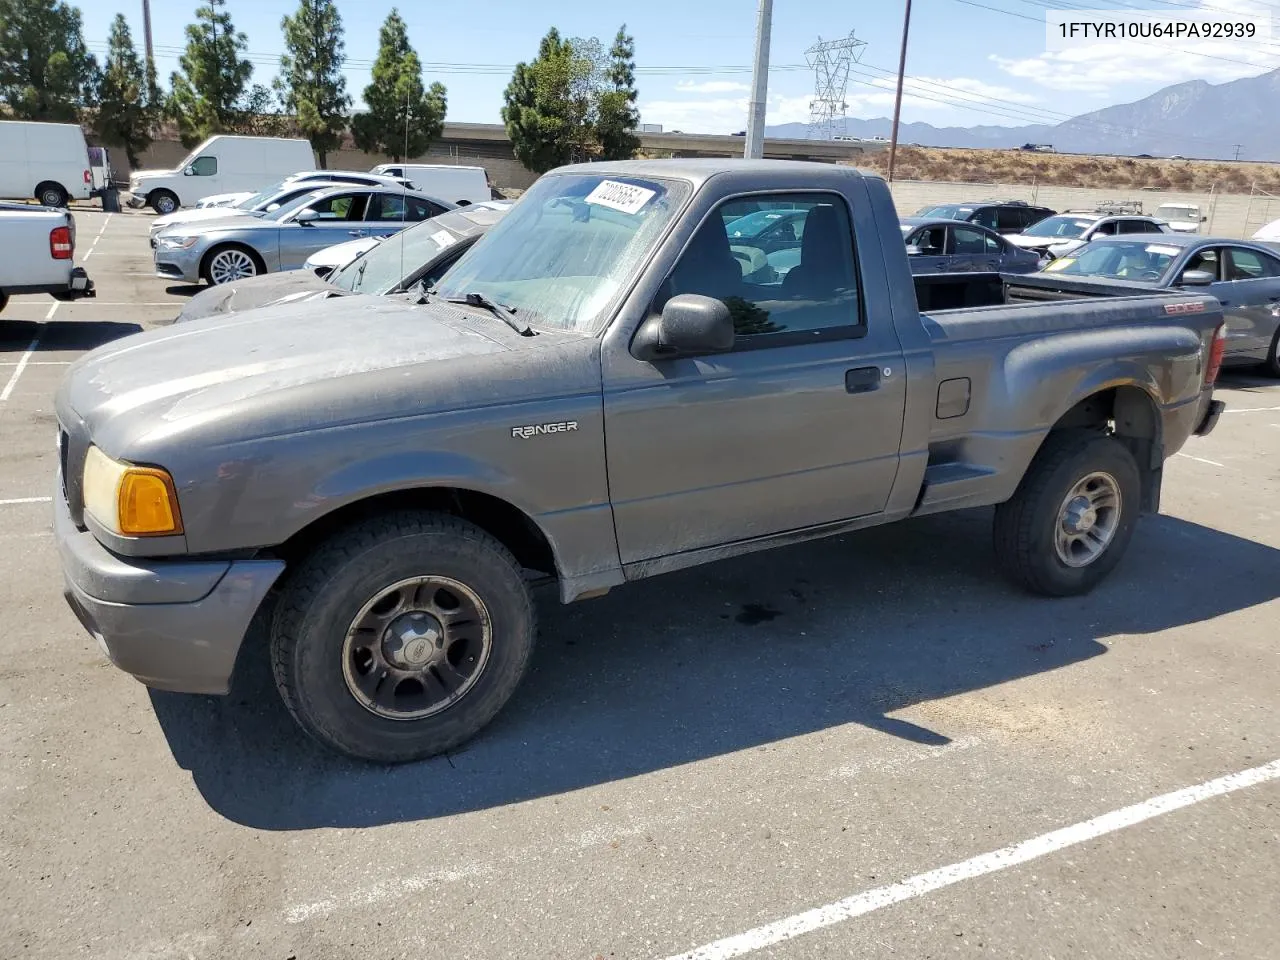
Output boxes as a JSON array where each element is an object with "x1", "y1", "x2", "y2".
[
  {"x1": 905, "y1": 244, "x2": 922, "y2": 256},
  {"x1": 265, "y1": 203, "x2": 280, "y2": 212},
  {"x1": 183, "y1": 166, "x2": 195, "y2": 176},
  {"x1": 1178, "y1": 269, "x2": 1215, "y2": 286},
  {"x1": 295, "y1": 209, "x2": 319, "y2": 225},
  {"x1": 632, "y1": 294, "x2": 734, "y2": 361}
]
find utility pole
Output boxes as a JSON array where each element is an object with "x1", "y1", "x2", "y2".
[
  {"x1": 744, "y1": 0, "x2": 773, "y2": 160},
  {"x1": 141, "y1": 0, "x2": 155, "y2": 70},
  {"x1": 887, "y1": 0, "x2": 913, "y2": 182},
  {"x1": 1233, "y1": 144, "x2": 1243, "y2": 161}
]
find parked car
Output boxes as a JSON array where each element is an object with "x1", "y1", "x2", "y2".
[
  {"x1": 0, "y1": 202, "x2": 94, "y2": 314},
  {"x1": 1252, "y1": 217, "x2": 1280, "y2": 245},
  {"x1": 1152, "y1": 203, "x2": 1207, "y2": 234},
  {"x1": 301, "y1": 200, "x2": 515, "y2": 277},
  {"x1": 368, "y1": 163, "x2": 491, "y2": 205},
  {"x1": 899, "y1": 217, "x2": 1042, "y2": 274},
  {"x1": 0, "y1": 120, "x2": 93, "y2": 207},
  {"x1": 127, "y1": 135, "x2": 315, "y2": 214},
  {"x1": 149, "y1": 174, "x2": 429, "y2": 246},
  {"x1": 193, "y1": 170, "x2": 419, "y2": 210},
  {"x1": 152, "y1": 184, "x2": 454, "y2": 285},
  {"x1": 55, "y1": 159, "x2": 1225, "y2": 763},
  {"x1": 912, "y1": 199, "x2": 1056, "y2": 235},
  {"x1": 1014, "y1": 234, "x2": 1280, "y2": 375},
  {"x1": 1005, "y1": 212, "x2": 1173, "y2": 260},
  {"x1": 175, "y1": 203, "x2": 512, "y2": 323}
]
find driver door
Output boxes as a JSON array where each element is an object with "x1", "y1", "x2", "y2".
[{"x1": 279, "y1": 191, "x2": 371, "y2": 270}]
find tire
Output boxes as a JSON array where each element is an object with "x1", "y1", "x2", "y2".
[
  {"x1": 0, "y1": 289, "x2": 8, "y2": 314},
  {"x1": 270, "y1": 511, "x2": 536, "y2": 763},
  {"x1": 1264, "y1": 327, "x2": 1280, "y2": 378},
  {"x1": 993, "y1": 430, "x2": 1141, "y2": 597},
  {"x1": 149, "y1": 190, "x2": 179, "y2": 215},
  {"x1": 36, "y1": 182, "x2": 68, "y2": 208},
  {"x1": 201, "y1": 244, "x2": 263, "y2": 285}
]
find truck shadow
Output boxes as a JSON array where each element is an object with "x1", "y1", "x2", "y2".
[
  {"x1": 0, "y1": 319, "x2": 142, "y2": 354},
  {"x1": 149, "y1": 509, "x2": 1280, "y2": 830}
]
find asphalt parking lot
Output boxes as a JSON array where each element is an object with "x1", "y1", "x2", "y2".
[{"x1": 1, "y1": 209, "x2": 1278, "y2": 960}]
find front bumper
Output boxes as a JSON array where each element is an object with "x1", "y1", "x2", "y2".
[
  {"x1": 153, "y1": 245, "x2": 202, "y2": 283},
  {"x1": 54, "y1": 482, "x2": 285, "y2": 694},
  {"x1": 125, "y1": 191, "x2": 147, "y2": 209}
]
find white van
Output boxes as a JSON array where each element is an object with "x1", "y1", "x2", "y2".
[
  {"x1": 127, "y1": 135, "x2": 315, "y2": 214},
  {"x1": 369, "y1": 163, "x2": 490, "y2": 205},
  {"x1": 0, "y1": 120, "x2": 93, "y2": 207}
]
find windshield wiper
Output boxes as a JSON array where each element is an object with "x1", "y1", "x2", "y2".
[{"x1": 445, "y1": 291, "x2": 533, "y2": 337}]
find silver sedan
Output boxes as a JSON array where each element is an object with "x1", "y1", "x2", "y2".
[{"x1": 152, "y1": 185, "x2": 455, "y2": 285}]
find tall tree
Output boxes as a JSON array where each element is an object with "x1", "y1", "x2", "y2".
[
  {"x1": 93, "y1": 14, "x2": 158, "y2": 167},
  {"x1": 596, "y1": 25, "x2": 640, "y2": 161},
  {"x1": 0, "y1": 0, "x2": 97, "y2": 121},
  {"x1": 351, "y1": 10, "x2": 446, "y2": 162},
  {"x1": 501, "y1": 28, "x2": 586, "y2": 174},
  {"x1": 168, "y1": 0, "x2": 253, "y2": 146},
  {"x1": 276, "y1": 0, "x2": 349, "y2": 168}
]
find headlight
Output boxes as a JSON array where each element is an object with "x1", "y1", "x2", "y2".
[
  {"x1": 157, "y1": 235, "x2": 199, "y2": 250},
  {"x1": 82, "y1": 446, "x2": 183, "y2": 537}
]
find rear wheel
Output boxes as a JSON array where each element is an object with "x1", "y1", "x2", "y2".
[
  {"x1": 202, "y1": 245, "x2": 262, "y2": 285},
  {"x1": 1264, "y1": 327, "x2": 1280, "y2": 378},
  {"x1": 993, "y1": 431, "x2": 1141, "y2": 596},
  {"x1": 269, "y1": 511, "x2": 536, "y2": 763},
  {"x1": 149, "y1": 190, "x2": 178, "y2": 215},
  {"x1": 36, "y1": 182, "x2": 68, "y2": 208}
]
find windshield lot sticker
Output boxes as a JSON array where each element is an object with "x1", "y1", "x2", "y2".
[
  {"x1": 1043, "y1": 258, "x2": 1074, "y2": 271},
  {"x1": 585, "y1": 180, "x2": 656, "y2": 215},
  {"x1": 431, "y1": 230, "x2": 456, "y2": 248},
  {"x1": 1146, "y1": 245, "x2": 1180, "y2": 256}
]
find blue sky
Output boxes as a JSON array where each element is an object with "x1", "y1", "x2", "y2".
[{"x1": 79, "y1": 0, "x2": 1280, "y2": 133}]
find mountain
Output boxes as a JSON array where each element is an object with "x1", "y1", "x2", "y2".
[{"x1": 764, "y1": 67, "x2": 1280, "y2": 161}]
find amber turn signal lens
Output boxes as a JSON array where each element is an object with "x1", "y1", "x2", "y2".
[{"x1": 118, "y1": 469, "x2": 183, "y2": 536}]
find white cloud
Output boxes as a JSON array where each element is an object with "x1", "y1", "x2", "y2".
[
  {"x1": 992, "y1": 0, "x2": 1280, "y2": 94},
  {"x1": 674, "y1": 80, "x2": 751, "y2": 94}
]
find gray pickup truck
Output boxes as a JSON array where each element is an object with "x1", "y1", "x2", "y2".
[{"x1": 54, "y1": 160, "x2": 1226, "y2": 763}]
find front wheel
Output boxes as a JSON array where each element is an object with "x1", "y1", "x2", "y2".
[
  {"x1": 202, "y1": 245, "x2": 261, "y2": 285},
  {"x1": 1264, "y1": 327, "x2": 1280, "y2": 378},
  {"x1": 993, "y1": 431, "x2": 1141, "y2": 596},
  {"x1": 270, "y1": 511, "x2": 536, "y2": 763},
  {"x1": 149, "y1": 190, "x2": 178, "y2": 215}
]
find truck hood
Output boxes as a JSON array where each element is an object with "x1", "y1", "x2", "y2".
[
  {"x1": 175, "y1": 269, "x2": 337, "y2": 323},
  {"x1": 59, "y1": 295, "x2": 562, "y2": 452},
  {"x1": 130, "y1": 168, "x2": 180, "y2": 184}
]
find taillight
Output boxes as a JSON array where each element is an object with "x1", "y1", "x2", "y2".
[
  {"x1": 1204, "y1": 323, "x2": 1225, "y2": 386},
  {"x1": 50, "y1": 225, "x2": 73, "y2": 260},
  {"x1": 83, "y1": 169, "x2": 92, "y2": 184}
]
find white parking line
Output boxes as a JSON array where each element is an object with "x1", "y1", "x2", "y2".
[
  {"x1": 1175, "y1": 452, "x2": 1225, "y2": 467},
  {"x1": 0, "y1": 305, "x2": 54, "y2": 401},
  {"x1": 658, "y1": 758, "x2": 1280, "y2": 960},
  {"x1": 80, "y1": 214, "x2": 113, "y2": 260},
  {"x1": 1222, "y1": 405, "x2": 1280, "y2": 414},
  {"x1": 0, "y1": 361, "x2": 71, "y2": 367},
  {"x1": 0, "y1": 497, "x2": 52, "y2": 505}
]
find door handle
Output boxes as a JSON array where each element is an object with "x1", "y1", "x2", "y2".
[
  {"x1": 348, "y1": 229, "x2": 366, "y2": 237},
  {"x1": 845, "y1": 366, "x2": 882, "y2": 394}
]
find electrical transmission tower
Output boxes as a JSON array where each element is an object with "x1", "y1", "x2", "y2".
[{"x1": 805, "y1": 31, "x2": 866, "y2": 140}]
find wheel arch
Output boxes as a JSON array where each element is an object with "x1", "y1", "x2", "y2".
[
  {"x1": 201, "y1": 241, "x2": 267, "y2": 282},
  {"x1": 34, "y1": 180, "x2": 68, "y2": 205}
]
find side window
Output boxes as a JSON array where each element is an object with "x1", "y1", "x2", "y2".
[
  {"x1": 661, "y1": 192, "x2": 862, "y2": 342},
  {"x1": 912, "y1": 226, "x2": 945, "y2": 255},
  {"x1": 1118, "y1": 219, "x2": 1155, "y2": 234},
  {"x1": 306, "y1": 192, "x2": 367, "y2": 220},
  {"x1": 1093, "y1": 221, "x2": 1117, "y2": 236},
  {"x1": 951, "y1": 225, "x2": 989, "y2": 255},
  {"x1": 1225, "y1": 247, "x2": 1280, "y2": 280},
  {"x1": 189, "y1": 156, "x2": 217, "y2": 176},
  {"x1": 984, "y1": 231, "x2": 1004, "y2": 253},
  {"x1": 1184, "y1": 247, "x2": 1223, "y2": 281},
  {"x1": 968, "y1": 207, "x2": 998, "y2": 230},
  {"x1": 371, "y1": 194, "x2": 441, "y2": 222}
]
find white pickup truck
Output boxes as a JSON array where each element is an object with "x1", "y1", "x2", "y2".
[{"x1": 0, "y1": 202, "x2": 95, "y2": 314}]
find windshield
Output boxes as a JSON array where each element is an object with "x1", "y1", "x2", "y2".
[
  {"x1": 433, "y1": 173, "x2": 690, "y2": 333},
  {"x1": 724, "y1": 209, "x2": 798, "y2": 239},
  {"x1": 262, "y1": 190, "x2": 324, "y2": 221},
  {"x1": 1155, "y1": 205, "x2": 1198, "y2": 220},
  {"x1": 235, "y1": 181, "x2": 286, "y2": 210},
  {"x1": 332, "y1": 211, "x2": 475, "y2": 294},
  {"x1": 1042, "y1": 240, "x2": 1180, "y2": 281},
  {"x1": 1023, "y1": 215, "x2": 1093, "y2": 238},
  {"x1": 915, "y1": 204, "x2": 971, "y2": 219}
]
